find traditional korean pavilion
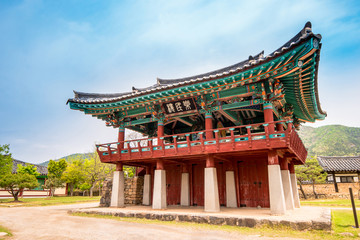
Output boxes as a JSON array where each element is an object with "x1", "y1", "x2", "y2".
[
  {"x1": 67, "y1": 22, "x2": 326, "y2": 214},
  {"x1": 318, "y1": 156, "x2": 360, "y2": 192}
]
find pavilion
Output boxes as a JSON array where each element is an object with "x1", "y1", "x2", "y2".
[{"x1": 67, "y1": 22, "x2": 326, "y2": 215}]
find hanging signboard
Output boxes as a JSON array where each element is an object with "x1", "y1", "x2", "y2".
[{"x1": 162, "y1": 98, "x2": 197, "y2": 116}]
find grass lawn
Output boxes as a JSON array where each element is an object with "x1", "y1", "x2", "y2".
[
  {"x1": 301, "y1": 198, "x2": 360, "y2": 208},
  {"x1": 0, "y1": 225, "x2": 12, "y2": 240},
  {"x1": 71, "y1": 211, "x2": 360, "y2": 240},
  {"x1": 332, "y1": 210, "x2": 360, "y2": 238},
  {"x1": 0, "y1": 196, "x2": 100, "y2": 207}
]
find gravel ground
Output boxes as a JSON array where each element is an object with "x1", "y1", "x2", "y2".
[{"x1": 0, "y1": 203, "x2": 306, "y2": 240}]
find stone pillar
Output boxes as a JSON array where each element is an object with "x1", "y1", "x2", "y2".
[
  {"x1": 267, "y1": 150, "x2": 286, "y2": 215},
  {"x1": 226, "y1": 171, "x2": 237, "y2": 208},
  {"x1": 205, "y1": 112, "x2": 214, "y2": 140},
  {"x1": 110, "y1": 163, "x2": 125, "y2": 208},
  {"x1": 204, "y1": 155, "x2": 220, "y2": 212},
  {"x1": 280, "y1": 158, "x2": 295, "y2": 210},
  {"x1": 263, "y1": 102, "x2": 275, "y2": 134},
  {"x1": 152, "y1": 160, "x2": 167, "y2": 209},
  {"x1": 289, "y1": 163, "x2": 301, "y2": 208},
  {"x1": 181, "y1": 165, "x2": 190, "y2": 206},
  {"x1": 142, "y1": 167, "x2": 151, "y2": 205}
]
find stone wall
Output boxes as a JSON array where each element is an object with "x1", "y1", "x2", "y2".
[
  {"x1": 299, "y1": 182, "x2": 360, "y2": 199},
  {"x1": 100, "y1": 176, "x2": 144, "y2": 207}
]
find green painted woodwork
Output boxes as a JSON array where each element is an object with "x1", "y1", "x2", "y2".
[{"x1": 69, "y1": 36, "x2": 325, "y2": 130}]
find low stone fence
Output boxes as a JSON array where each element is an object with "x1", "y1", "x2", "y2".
[
  {"x1": 100, "y1": 176, "x2": 144, "y2": 207},
  {"x1": 299, "y1": 182, "x2": 360, "y2": 199}
]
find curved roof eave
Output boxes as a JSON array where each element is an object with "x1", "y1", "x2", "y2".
[{"x1": 67, "y1": 22, "x2": 323, "y2": 110}]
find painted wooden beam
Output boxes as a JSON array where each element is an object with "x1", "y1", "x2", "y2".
[
  {"x1": 175, "y1": 117, "x2": 194, "y2": 127},
  {"x1": 219, "y1": 110, "x2": 240, "y2": 125}
]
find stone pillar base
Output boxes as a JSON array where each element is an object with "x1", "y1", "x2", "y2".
[
  {"x1": 142, "y1": 174, "x2": 151, "y2": 205},
  {"x1": 152, "y1": 170, "x2": 167, "y2": 209},
  {"x1": 226, "y1": 171, "x2": 237, "y2": 208},
  {"x1": 281, "y1": 170, "x2": 295, "y2": 210},
  {"x1": 204, "y1": 167, "x2": 220, "y2": 212},
  {"x1": 180, "y1": 173, "x2": 190, "y2": 206},
  {"x1": 268, "y1": 165, "x2": 286, "y2": 215},
  {"x1": 290, "y1": 173, "x2": 301, "y2": 208},
  {"x1": 110, "y1": 171, "x2": 125, "y2": 208}
]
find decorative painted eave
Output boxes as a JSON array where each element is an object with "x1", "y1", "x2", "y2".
[
  {"x1": 318, "y1": 156, "x2": 360, "y2": 172},
  {"x1": 67, "y1": 22, "x2": 326, "y2": 123}
]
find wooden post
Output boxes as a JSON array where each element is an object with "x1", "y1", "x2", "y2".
[
  {"x1": 349, "y1": 188, "x2": 359, "y2": 228},
  {"x1": 157, "y1": 120, "x2": 164, "y2": 138},
  {"x1": 205, "y1": 112, "x2": 214, "y2": 140},
  {"x1": 276, "y1": 122, "x2": 284, "y2": 131},
  {"x1": 332, "y1": 172, "x2": 339, "y2": 193},
  {"x1": 263, "y1": 103, "x2": 275, "y2": 134},
  {"x1": 118, "y1": 125, "x2": 125, "y2": 148}
]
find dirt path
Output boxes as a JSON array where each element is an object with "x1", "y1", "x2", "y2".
[{"x1": 0, "y1": 203, "x2": 303, "y2": 240}]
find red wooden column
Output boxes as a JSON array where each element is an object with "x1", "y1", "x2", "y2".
[
  {"x1": 279, "y1": 158, "x2": 295, "y2": 210},
  {"x1": 205, "y1": 112, "x2": 214, "y2": 140},
  {"x1": 289, "y1": 162, "x2": 301, "y2": 208},
  {"x1": 267, "y1": 150, "x2": 286, "y2": 215},
  {"x1": 204, "y1": 155, "x2": 220, "y2": 212},
  {"x1": 157, "y1": 120, "x2": 164, "y2": 137},
  {"x1": 118, "y1": 125, "x2": 125, "y2": 148},
  {"x1": 263, "y1": 103, "x2": 275, "y2": 134}
]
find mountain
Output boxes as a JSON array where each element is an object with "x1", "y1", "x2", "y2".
[
  {"x1": 39, "y1": 153, "x2": 94, "y2": 166},
  {"x1": 298, "y1": 125, "x2": 360, "y2": 157}
]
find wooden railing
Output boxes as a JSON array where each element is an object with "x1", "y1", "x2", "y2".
[{"x1": 96, "y1": 120, "x2": 307, "y2": 163}]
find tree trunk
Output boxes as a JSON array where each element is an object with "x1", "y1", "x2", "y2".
[
  {"x1": 298, "y1": 181, "x2": 307, "y2": 199},
  {"x1": 70, "y1": 184, "x2": 74, "y2": 196},
  {"x1": 312, "y1": 181, "x2": 318, "y2": 199},
  {"x1": 13, "y1": 190, "x2": 20, "y2": 201}
]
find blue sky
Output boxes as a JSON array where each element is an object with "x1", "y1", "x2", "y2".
[{"x1": 1, "y1": 0, "x2": 360, "y2": 164}]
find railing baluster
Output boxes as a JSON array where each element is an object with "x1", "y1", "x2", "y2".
[
  {"x1": 117, "y1": 143, "x2": 121, "y2": 160},
  {"x1": 160, "y1": 137, "x2": 165, "y2": 156},
  {"x1": 173, "y1": 136, "x2": 178, "y2": 155},
  {"x1": 200, "y1": 132, "x2": 204, "y2": 152},
  {"x1": 107, "y1": 144, "x2": 112, "y2": 160},
  {"x1": 137, "y1": 140, "x2": 142, "y2": 157},
  {"x1": 186, "y1": 134, "x2": 191, "y2": 153},
  {"x1": 214, "y1": 130, "x2": 219, "y2": 151},
  {"x1": 149, "y1": 139, "x2": 153, "y2": 157},
  {"x1": 263, "y1": 124, "x2": 270, "y2": 147},
  {"x1": 128, "y1": 141, "x2": 132, "y2": 159},
  {"x1": 230, "y1": 128, "x2": 235, "y2": 150},
  {"x1": 246, "y1": 126, "x2": 252, "y2": 149}
]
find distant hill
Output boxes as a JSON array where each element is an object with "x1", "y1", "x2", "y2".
[
  {"x1": 298, "y1": 125, "x2": 360, "y2": 157},
  {"x1": 39, "y1": 153, "x2": 94, "y2": 166}
]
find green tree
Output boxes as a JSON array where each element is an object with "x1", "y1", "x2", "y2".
[
  {"x1": 82, "y1": 152, "x2": 114, "y2": 197},
  {"x1": 17, "y1": 164, "x2": 39, "y2": 177},
  {"x1": 296, "y1": 156, "x2": 327, "y2": 199},
  {"x1": 0, "y1": 144, "x2": 13, "y2": 178},
  {"x1": 0, "y1": 173, "x2": 38, "y2": 201},
  {"x1": 295, "y1": 164, "x2": 308, "y2": 199},
  {"x1": 44, "y1": 159, "x2": 67, "y2": 197},
  {"x1": 62, "y1": 159, "x2": 85, "y2": 196}
]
